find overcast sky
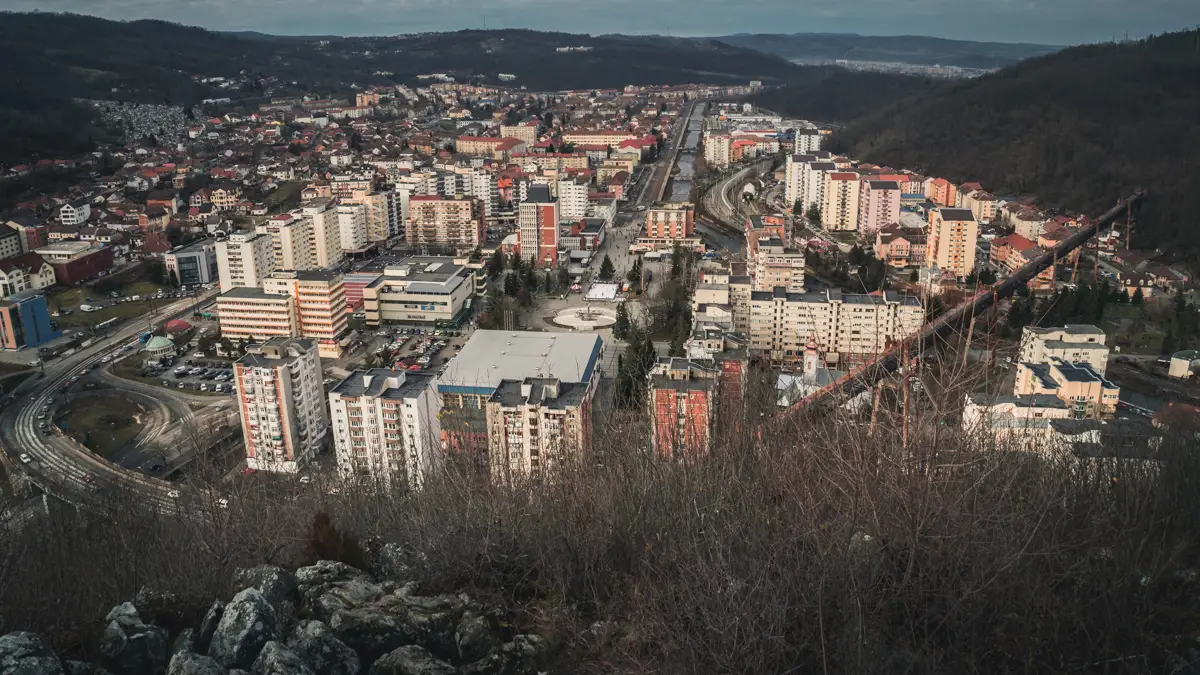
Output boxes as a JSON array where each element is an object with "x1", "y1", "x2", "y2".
[{"x1": 2, "y1": 0, "x2": 1198, "y2": 45}]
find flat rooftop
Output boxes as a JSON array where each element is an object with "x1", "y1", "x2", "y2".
[
  {"x1": 439, "y1": 330, "x2": 603, "y2": 395},
  {"x1": 332, "y1": 368, "x2": 435, "y2": 400}
]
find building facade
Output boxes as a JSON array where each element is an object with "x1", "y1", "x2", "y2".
[
  {"x1": 857, "y1": 179, "x2": 901, "y2": 236},
  {"x1": 233, "y1": 338, "x2": 329, "y2": 473},
  {"x1": 216, "y1": 232, "x2": 274, "y2": 293},
  {"x1": 408, "y1": 196, "x2": 485, "y2": 249},
  {"x1": 361, "y1": 257, "x2": 479, "y2": 327},
  {"x1": 518, "y1": 185, "x2": 559, "y2": 268},
  {"x1": 927, "y1": 207, "x2": 979, "y2": 278},
  {"x1": 648, "y1": 357, "x2": 719, "y2": 457},
  {"x1": 822, "y1": 172, "x2": 861, "y2": 231},
  {"x1": 644, "y1": 202, "x2": 696, "y2": 241},
  {"x1": 164, "y1": 239, "x2": 220, "y2": 285},
  {"x1": 0, "y1": 291, "x2": 59, "y2": 350},
  {"x1": 1019, "y1": 325, "x2": 1109, "y2": 374}
]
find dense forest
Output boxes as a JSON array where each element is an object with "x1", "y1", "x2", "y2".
[
  {"x1": 746, "y1": 68, "x2": 945, "y2": 122},
  {"x1": 711, "y1": 32, "x2": 1061, "y2": 69},
  {"x1": 759, "y1": 29, "x2": 1200, "y2": 261}
]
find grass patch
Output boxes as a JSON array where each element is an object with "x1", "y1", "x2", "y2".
[
  {"x1": 49, "y1": 280, "x2": 168, "y2": 329},
  {"x1": 58, "y1": 396, "x2": 149, "y2": 458}
]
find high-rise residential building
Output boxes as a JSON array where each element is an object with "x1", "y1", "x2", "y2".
[
  {"x1": 361, "y1": 256, "x2": 480, "y2": 327},
  {"x1": 518, "y1": 185, "x2": 559, "y2": 268},
  {"x1": 822, "y1": 172, "x2": 861, "y2": 231},
  {"x1": 216, "y1": 232, "x2": 274, "y2": 293},
  {"x1": 437, "y1": 330, "x2": 603, "y2": 477},
  {"x1": 794, "y1": 128, "x2": 822, "y2": 154},
  {"x1": 784, "y1": 154, "x2": 817, "y2": 211},
  {"x1": 927, "y1": 207, "x2": 980, "y2": 278},
  {"x1": 703, "y1": 133, "x2": 732, "y2": 168},
  {"x1": 752, "y1": 239, "x2": 806, "y2": 292},
  {"x1": 408, "y1": 196, "x2": 485, "y2": 249},
  {"x1": 256, "y1": 214, "x2": 315, "y2": 272},
  {"x1": 499, "y1": 120, "x2": 540, "y2": 145},
  {"x1": 233, "y1": 337, "x2": 329, "y2": 473},
  {"x1": 1019, "y1": 325, "x2": 1109, "y2": 374},
  {"x1": 801, "y1": 161, "x2": 837, "y2": 218},
  {"x1": 336, "y1": 203, "x2": 369, "y2": 253},
  {"x1": 328, "y1": 369, "x2": 443, "y2": 487},
  {"x1": 927, "y1": 178, "x2": 958, "y2": 207},
  {"x1": 644, "y1": 202, "x2": 695, "y2": 241},
  {"x1": 648, "y1": 357, "x2": 719, "y2": 457},
  {"x1": 164, "y1": 238, "x2": 220, "y2": 285},
  {"x1": 556, "y1": 176, "x2": 589, "y2": 223},
  {"x1": 748, "y1": 288, "x2": 925, "y2": 366},
  {"x1": 218, "y1": 271, "x2": 349, "y2": 357},
  {"x1": 347, "y1": 190, "x2": 397, "y2": 243},
  {"x1": 303, "y1": 200, "x2": 345, "y2": 268},
  {"x1": 857, "y1": 179, "x2": 901, "y2": 236}
]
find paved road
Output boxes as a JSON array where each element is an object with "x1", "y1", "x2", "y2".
[{"x1": 0, "y1": 290, "x2": 219, "y2": 515}]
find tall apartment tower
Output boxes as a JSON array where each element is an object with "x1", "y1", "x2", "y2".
[
  {"x1": 928, "y1": 207, "x2": 980, "y2": 278},
  {"x1": 857, "y1": 179, "x2": 902, "y2": 236},
  {"x1": 216, "y1": 232, "x2": 274, "y2": 293},
  {"x1": 337, "y1": 203, "x2": 369, "y2": 253},
  {"x1": 822, "y1": 172, "x2": 862, "y2": 231},
  {"x1": 518, "y1": 185, "x2": 559, "y2": 268},
  {"x1": 408, "y1": 196, "x2": 485, "y2": 249},
  {"x1": 328, "y1": 369, "x2": 443, "y2": 488},
  {"x1": 644, "y1": 202, "x2": 696, "y2": 241},
  {"x1": 256, "y1": 214, "x2": 315, "y2": 272},
  {"x1": 233, "y1": 337, "x2": 329, "y2": 473},
  {"x1": 303, "y1": 199, "x2": 345, "y2": 268}
]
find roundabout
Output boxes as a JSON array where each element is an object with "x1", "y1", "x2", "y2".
[{"x1": 551, "y1": 305, "x2": 618, "y2": 330}]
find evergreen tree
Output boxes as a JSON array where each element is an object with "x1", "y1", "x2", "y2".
[
  {"x1": 805, "y1": 203, "x2": 822, "y2": 226},
  {"x1": 557, "y1": 265, "x2": 571, "y2": 290},
  {"x1": 614, "y1": 301, "x2": 631, "y2": 339},
  {"x1": 1132, "y1": 286, "x2": 1145, "y2": 305},
  {"x1": 487, "y1": 248, "x2": 505, "y2": 279},
  {"x1": 599, "y1": 254, "x2": 616, "y2": 281},
  {"x1": 503, "y1": 271, "x2": 520, "y2": 297}
]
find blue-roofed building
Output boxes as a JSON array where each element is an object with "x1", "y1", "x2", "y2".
[{"x1": 0, "y1": 290, "x2": 60, "y2": 351}]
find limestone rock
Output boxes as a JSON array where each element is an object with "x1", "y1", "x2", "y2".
[
  {"x1": 453, "y1": 613, "x2": 494, "y2": 665},
  {"x1": 248, "y1": 642, "x2": 313, "y2": 675},
  {"x1": 0, "y1": 633, "x2": 64, "y2": 675},
  {"x1": 165, "y1": 652, "x2": 226, "y2": 675},
  {"x1": 99, "y1": 602, "x2": 169, "y2": 675},
  {"x1": 460, "y1": 635, "x2": 545, "y2": 675},
  {"x1": 64, "y1": 662, "x2": 113, "y2": 675},
  {"x1": 206, "y1": 589, "x2": 278, "y2": 671},
  {"x1": 367, "y1": 646, "x2": 453, "y2": 675},
  {"x1": 194, "y1": 603, "x2": 224, "y2": 657},
  {"x1": 285, "y1": 621, "x2": 359, "y2": 675},
  {"x1": 232, "y1": 568, "x2": 298, "y2": 627}
]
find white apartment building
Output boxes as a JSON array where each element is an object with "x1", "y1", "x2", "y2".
[
  {"x1": 407, "y1": 196, "x2": 485, "y2": 249},
  {"x1": 858, "y1": 179, "x2": 902, "y2": 236},
  {"x1": 216, "y1": 232, "x2": 274, "y2": 293},
  {"x1": 329, "y1": 369, "x2": 443, "y2": 488},
  {"x1": 753, "y1": 241, "x2": 806, "y2": 292},
  {"x1": 802, "y1": 161, "x2": 837, "y2": 217},
  {"x1": 337, "y1": 203, "x2": 369, "y2": 253},
  {"x1": 704, "y1": 133, "x2": 732, "y2": 168},
  {"x1": 302, "y1": 199, "x2": 345, "y2": 268},
  {"x1": 794, "y1": 128, "x2": 822, "y2": 154},
  {"x1": 928, "y1": 207, "x2": 979, "y2": 278},
  {"x1": 234, "y1": 337, "x2": 329, "y2": 473},
  {"x1": 484, "y1": 377, "x2": 594, "y2": 483},
  {"x1": 256, "y1": 214, "x2": 315, "y2": 272},
  {"x1": 346, "y1": 190, "x2": 398, "y2": 243},
  {"x1": 219, "y1": 270, "x2": 349, "y2": 358},
  {"x1": 1019, "y1": 325, "x2": 1109, "y2": 374},
  {"x1": 556, "y1": 176, "x2": 589, "y2": 223},
  {"x1": 784, "y1": 154, "x2": 818, "y2": 211},
  {"x1": 822, "y1": 172, "x2": 862, "y2": 231},
  {"x1": 749, "y1": 288, "x2": 925, "y2": 365}
]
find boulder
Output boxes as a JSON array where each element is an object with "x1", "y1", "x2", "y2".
[
  {"x1": 194, "y1": 603, "x2": 224, "y2": 656},
  {"x1": 367, "y1": 646, "x2": 454, "y2": 675},
  {"x1": 99, "y1": 602, "x2": 169, "y2": 675},
  {"x1": 133, "y1": 588, "x2": 183, "y2": 627},
  {"x1": 365, "y1": 542, "x2": 415, "y2": 583},
  {"x1": 295, "y1": 562, "x2": 370, "y2": 591},
  {"x1": 295, "y1": 563, "x2": 384, "y2": 623},
  {"x1": 453, "y1": 613, "x2": 494, "y2": 664},
  {"x1": 460, "y1": 635, "x2": 545, "y2": 675},
  {"x1": 395, "y1": 595, "x2": 466, "y2": 660},
  {"x1": 232, "y1": 568, "x2": 298, "y2": 626},
  {"x1": 0, "y1": 632, "x2": 64, "y2": 675},
  {"x1": 285, "y1": 621, "x2": 359, "y2": 675},
  {"x1": 65, "y1": 662, "x2": 114, "y2": 675},
  {"x1": 165, "y1": 653, "x2": 226, "y2": 675},
  {"x1": 249, "y1": 642, "x2": 313, "y2": 675},
  {"x1": 206, "y1": 589, "x2": 279, "y2": 671},
  {"x1": 328, "y1": 607, "x2": 411, "y2": 668},
  {"x1": 171, "y1": 631, "x2": 195, "y2": 658}
]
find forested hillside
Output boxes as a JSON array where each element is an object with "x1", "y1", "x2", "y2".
[
  {"x1": 713, "y1": 33, "x2": 1060, "y2": 69},
  {"x1": 746, "y1": 68, "x2": 944, "y2": 122}
]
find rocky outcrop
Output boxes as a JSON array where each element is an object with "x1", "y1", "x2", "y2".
[
  {"x1": 0, "y1": 631, "x2": 64, "y2": 674},
  {"x1": 0, "y1": 559, "x2": 548, "y2": 675},
  {"x1": 99, "y1": 602, "x2": 169, "y2": 675},
  {"x1": 206, "y1": 590, "x2": 279, "y2": 671}
]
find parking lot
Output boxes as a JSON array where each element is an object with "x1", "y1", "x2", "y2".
[
  {"x1": 366, "y1": 326, "x2": 467, "y2": 376},
  {"x1": 159, "y1": 356, "x2": 237, "y2": 394}
]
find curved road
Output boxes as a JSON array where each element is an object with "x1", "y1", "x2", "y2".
[{"x1": 0, "y1": 290, "x2": 219, "y2": 515}]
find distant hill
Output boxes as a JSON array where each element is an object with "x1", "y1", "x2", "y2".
[
  {"x1": 746, "y1": 68, "x2": 945, "y2": 123},
  {"x1": 823, "y1": 29, "x2": 1200, "y2": 263},
  {"x1": 712, "y1": 33, "x2": 1061, "y2": 69},
  {"x1": 0, "y1": 12, "x2": 800, "y2": 164}
]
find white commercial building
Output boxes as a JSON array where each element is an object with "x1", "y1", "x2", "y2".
[
  {"x1": 329, "y1": 369, "x2": 443, "y2": 488},
  {"x1": 1019, "y1": 325, "x2": 1109, "y2": 374},
  {"x1": 233, "y1": 337, "x2": 329, "y2": 473},
  {"x1": 216, "y1": 231, "x2": 274, "y2": 293}
]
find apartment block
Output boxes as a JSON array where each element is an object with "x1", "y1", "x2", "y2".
[
  {"x1": 749, "y1": 288, "x2": 925, "y2": 366},
  {"x1": 857, "y1": 179, "x2": 901, "y2": 236},
  {"x1": 347, "y1": 190, "x2": 398, "y2": 243},
  {"x1": 437, "y1": 331, "x2": 603, "y2": 476},
  {"x1": 927, "y1": 207, "x2": 979, "y2": 278},
  {"x1": 216, "y1": 288, "x2": 297, "y2": 343},
  {"x1": 234, "y1": 337, "x2": 329, "y2": 473},
  {"x1": 557, "y1": 176, "x2": 589, "y2": 223},
  {"x1": 822, "y1": 172, "x2": 861, "y2": 231},
  {"x1": 336, "y1": 203, "x2": 369, "y2": 253},
  {"x1": 1019, "y1": 325, "x2": 1109, "y2": 374},
  {"x1": 499, "y1": 121, "x2": 540, "y2": 145},
  {"x1": 927, "y1": 177, "x2": 957, "y2": 207},
  {"x1": 752, "y1": 239, "x2": 806, "y2": 292},
  {"x1": 218, "y1": 270, "x2": 349, "y2": 358},
  {"x1": 408, "y1": 196, "x2": 485, "y2": 249},
  {"x1": 644, "y1": 202, "x2": 695, "y2": 241},
  {"x1": 216, "y1": 232, "x2": 274, "y2": 293},
  {"x1": 1015, "y1": 358, "x2": 1120, "y2": 418},
  {"x1": 361, "y1": 256, "x2": 478, "y2": 327},
  {"x1": 648, "y1": 357, "x2": 719, "y2": 457},
  {"x1": 256, "y1": 214, "x2": 315, "y2": 272},
  {"x1": 962, "y1": 392, "x2": 1072, "y2": 442},
  {"x1": 329, "y1": 369, "x2": 442, "y2": 487},
  {"x1": 303, "y1": 199, "x2": 345, "y2": 268},
  {"x1": 874, "y1": 224, "x2": 928, "y2": 268},
  {"x1": 802, "y1": 161, "x2": 837, "y2": 217},
  {"x1": 518, "y1": 185, "x2": 559, "y2": 268},
  {"x1": 703, "y1": 133, "x2": 732, "y2": 168}
]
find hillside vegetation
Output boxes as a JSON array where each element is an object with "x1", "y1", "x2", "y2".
[
  {"x1": 713, "y1": 32, "x2": 1060, "y2": 69},
  {"x1": 746, "y1": 68, "x2": 945, "y2": 122},
  {"x1": 827, "y1": 29, "x2": 1200, "y2": 260}
]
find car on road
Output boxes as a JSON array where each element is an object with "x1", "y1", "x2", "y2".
[
  {"x1": 18, "y1": 453, "x2": 32, "y2": 464},
  {"x1": 168, "y1": 490, "x2": 180, "y2": 499},
  {"x1": 83, "y1": 472, "x2": 94, "y2": 483}
]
